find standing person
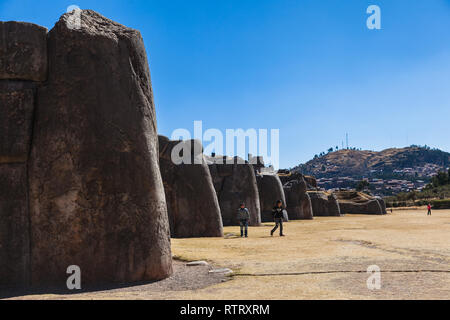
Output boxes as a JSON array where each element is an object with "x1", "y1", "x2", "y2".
[
  {"x1": 237, "y1": 203, "x2": 250, "y2": 237},
  {"x1": 271, "y1": 200, "x2": 285, "y2": 237},
  {"x1": 427, "y1": 203, "x2": 432, "y2": 216}
]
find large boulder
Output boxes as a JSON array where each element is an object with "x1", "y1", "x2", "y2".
[
  {"x1": 256, "y1": 174, "x2": 287, "y2": 222},
  {"x1": 334, "y1": 191, "x2": 386, "y2": 215},
  {"x1": 158, "y1": 136, "x2": 223, "y2": 238},
  {"x1": 28, "y1": 10, "x2": 172, "y2": 287},
  {"x1": 0, "y1": 22, "x2": 47, "y2": 81},
  {"x1": 0, "y1": 164, "x2": 30, "y2": 287},
  {"x1": 308, "y1": 191, "x2": 341, "y2": 216},
  {"x1": 283, "y1": 178, "x2": 313, "y2": 220},
  {"x1": 207, "y1": 156, "x2": 261, "y2": 226}
]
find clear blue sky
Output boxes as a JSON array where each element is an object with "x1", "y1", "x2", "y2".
[{"x1": 2, "y1": 0, "x2": 450, "y2": 168}]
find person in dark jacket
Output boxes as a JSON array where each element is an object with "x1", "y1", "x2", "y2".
[
  {"x1": 237, "y1": 203, "x2": 250, "y2": 237},
  {"x1": 271, "y1": 200, "x2": 285, "y2": 237}
]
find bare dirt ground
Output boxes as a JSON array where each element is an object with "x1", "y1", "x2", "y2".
[{"x1": 4, "y1": 209, "x2": 450, "y2": 300}]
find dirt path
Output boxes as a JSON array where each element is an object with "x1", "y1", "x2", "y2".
[{"x1": 4, "y1": 209, "x2": 450, "y2": 300}]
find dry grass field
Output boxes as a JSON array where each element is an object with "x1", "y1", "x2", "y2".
[{"x1": 5, "y1": 208, "x2": 450, "y2": 300}]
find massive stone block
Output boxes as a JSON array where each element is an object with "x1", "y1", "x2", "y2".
[
  {"x1": 0, "y1": 164, "x2": 30, "y2": 288},
  {"x1": 308, "y1": 191, "x2": 341, "y2": 217},
  {"x1": 338, "y1": 200, "x2": 383, "y2": 215},
  {"x1": 0, "y1": 21, "x2": 47, "y2": 81},
  {"x1": 28, "y1": 10, "x2": 172, "y2": 287},
  {"x1": 207, "y1": 156, "x2": 261, "y2": 226},
  {"x1": 256, "y1": 174, "x2": 287, "y2": 222},
  {"x1": 159, "y1": 136, "x2": 223, "y2": 238},
  {"x1": 283, "y1": 178, "x2": 313, "y2": 220},
  {"x1": 0, "y1": 85, "x2": 35, "y2": 163},
  {"x1": 334, "y1": 191, "x2": 386, "y2": 215}
]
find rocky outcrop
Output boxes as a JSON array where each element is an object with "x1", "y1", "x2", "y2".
[
  {"x1": 0, "y1": 22, "x2": 46, "y2": 288},
  {"x1": 256, "y1": 174, "x2": 287, "y2": 222},
  {"x1": 159, "y1": 136, "x2": 223, "y2": 238},
  {"x1": 334, "y1": 191, "x2": 386, "y2": 215},
  {"x1": 207, "y1": 156, "x2": 261, "y2": 226},
  {"x1": 308, "y1": 191, "x2": 341, "y2": 216},
  {"x1": 27, "y1": 10, "x2": 172, "y2": 287},
  {"x1": 283, "y1": 178, "x2": 313, "y2": 220}
]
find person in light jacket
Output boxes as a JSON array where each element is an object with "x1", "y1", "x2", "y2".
[{"x1": 237, "y1": 203, "x2": 250, "y2": 237}]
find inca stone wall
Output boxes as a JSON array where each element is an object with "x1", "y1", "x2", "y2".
[
  {"x1": 308, "y1": 191, "x2": 341, "y2": 217},
  {"x1": 338, "y1": 200, "x2": 384, "y2": 215},
  {"x1": 1, "y1": 11, "x2": 173, "y2": 289},
  {"x1": 378, "y1": 197, "x2": 387, "y2": 214},
  {"x1": 283, "y1": 177, "x2": 313, "y2": 220},
  {"x1": 256, "y1": 174, "x2": 287, "y2": 222},
  {"x1": 0, "y1": 21, "x2": 47, "y2": 288},
  {"x1": 334, "y1": 191, "x2": 387, "y2": 215},
  {"x1": 159, "y1": 136, "x2": 223, "y2": 238},
  {"x1": 207, "y1": 156, "x2": 261, "y2": 226}
]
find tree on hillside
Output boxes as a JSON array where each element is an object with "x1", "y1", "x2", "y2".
[
  {"x1": 431, "y1": 171, "x2": 449, "y2": 187},
  {"x1": 356, "y1": 180, "x2": 370, "y2": 192}
]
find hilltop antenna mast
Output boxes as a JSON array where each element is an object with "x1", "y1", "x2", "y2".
[{"x1": 346, "y1": 133, "x2": 349, "y2": 150}]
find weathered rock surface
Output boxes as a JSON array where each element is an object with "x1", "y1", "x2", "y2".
[
  {"x1": 28, "y1": 10, "x2": 172, "y2": 287},
  {"x1": 304, "y1": 175, "x2": 318, "y2": 189},
  {"x1": 207, "y1": 156, "x2": 261, "y2": 226},
  {"x1": 159, "y1": 136, "x2": 223, "y2": 238},
  {"x1": 0, "y1": 21, "x2": 47, "y2": 81},
  {"x1": 283, "y1": 178, "x2": 313, "y2": 220},
  {"x1": 256, "y1": 174, "x2": 287, "y2": 222},
  {"x1": 377, "y1": 197, "x2": 387, "y2": 214},
  {"x1": 0, "y1": 85, "x2": 35, "y2": 163},
  {"x1": 338, "y1": 200, "x2": 383, "y2": 215},
  {"x1": 0, "y1": 164, "x2": 30, "y2": 287},
  {"x1": 308, "y1": 191, "x2": 341, "y2": 216},
  {"x1": 334, "y1": 191, "x2": 386, "y2": 215},
  {"x1": 0, "y1": 21, "x2": 41, "y2": 289},
  {"x1": 278, "y1": 172, "x2": 304, "y2": 185}
]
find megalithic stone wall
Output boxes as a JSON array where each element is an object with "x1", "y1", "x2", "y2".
[
  {"x1": 256, "y1": 174, "x2": 287, "y2": 222},
  {"x1": 0, "y1": 22, "x2": 47, "y2": 288},
  {"x1": 158, "y1": 136, "x2": 223, "y2": 238},
  {"x1": 308, "y1": 191, "x2": 341, "y2": 217},
  {"x1": 1, "y1": 11, "x2": 173, "y2": 289},
  {"x1": 283, "y1": 178, "x2": 313, "y2": 220},
  {"x1": 334, "y1": 191, "x2": 387, "y2": 215},
  {"x1": 207, "y1": 156, "x2": 261, "y2": 226}
]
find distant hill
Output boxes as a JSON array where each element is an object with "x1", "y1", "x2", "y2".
[{"x1": 293, "y1": 146, "x2": 450, "y2": 180}]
